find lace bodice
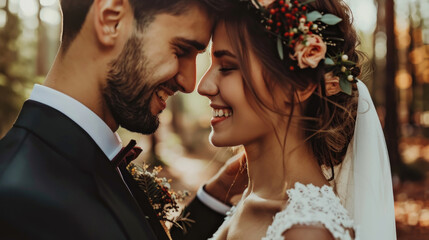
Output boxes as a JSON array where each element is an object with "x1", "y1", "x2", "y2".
[{"x1": 209, "y1": 183, "x2": 358, "y2": 240}]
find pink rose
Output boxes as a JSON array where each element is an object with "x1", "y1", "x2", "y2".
[
  {"x1": 324, "y1": 72, "x2": 341, "y2": 96},
  {"x1": 290, "y1": 35, "x2": 327, "y2": 69}
]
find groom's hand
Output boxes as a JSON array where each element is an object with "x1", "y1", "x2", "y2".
[{"x1": 204, "y1": 153, "x2": 248, "y2": 205}]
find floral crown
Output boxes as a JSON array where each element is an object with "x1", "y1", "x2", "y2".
[{"x1": 245, "y1": 0, "x2": 360, "y2": 96}]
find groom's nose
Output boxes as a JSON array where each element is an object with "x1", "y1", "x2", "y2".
[{"x1": 176, "y1": 59, "x2": 197, "y2": 93}]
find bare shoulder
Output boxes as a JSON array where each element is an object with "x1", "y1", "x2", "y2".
[{"x1": 282, "y1": 224, "x2": 334, "y2": 240}]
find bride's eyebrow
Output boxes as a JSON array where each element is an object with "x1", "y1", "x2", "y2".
[{"x1": 213, "y1": 50, "x2": 236, "y2": 58}]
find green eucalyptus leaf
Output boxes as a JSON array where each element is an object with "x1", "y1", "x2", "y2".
[
  {"x1": 277, "y1": 36, "x2": 284, "y2": 60},
  {"x1": 342, "y1": 60, "x2": 356, "y2": 67},
  {"x1": 339, "y1": 78, "x2": 352, "y2": 95},
  {"x1": 325, "y1": 58, "x2": 335, "y2": 66},
  {"x1": 307, "y1": 11, "x2": 322, "y2": 22},
  {"x1": 321, "y1": 14, "x2": 343, "y2": 25}
]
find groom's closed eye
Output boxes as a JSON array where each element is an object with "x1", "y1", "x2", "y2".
[{"x1": 172, "y1": 37, "x2": 207, "y2": 58}]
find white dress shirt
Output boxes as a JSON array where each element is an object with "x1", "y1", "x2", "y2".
[
  {"x1": 29, "y1": 84, "x2": 230, "y2": 215},
  {"x1": 29, "y1": 84, "x2": 122, "y2": 160}
]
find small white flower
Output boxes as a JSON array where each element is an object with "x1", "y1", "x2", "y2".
[
  {"x1": 312, "y1": 24, "x2": 318, "y2": 30},
  {"x1": 303, "y1": 26, "x2": 309, "y2": 33},
  {"x1": 299, "y1": 17, "x2": 306, "y2": 24},
  {"x1": 341, "y1": 54, "x2": 349, "y2": 61},
  {"x1": 348, "y1": 75, "x2": 354, "y2": 81},
  {"x1": 341, "y1": 66, "x2": 347, "y2": 72}
]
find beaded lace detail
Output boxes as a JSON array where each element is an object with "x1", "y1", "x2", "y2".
[
  {"x1": 263, "y1": 183, "x2": 357, "y2": 240},
  {"x1": 209, "y1": 183, "x2": 358, "y2": 240}
]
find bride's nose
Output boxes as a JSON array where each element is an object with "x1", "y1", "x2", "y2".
[{"x1": 198, "y1": 67, "x2": 219, "y2": 97}]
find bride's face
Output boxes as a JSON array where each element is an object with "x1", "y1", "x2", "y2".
[{"x1": 198, "y1": 23, "x2": 277, "y2": 147}]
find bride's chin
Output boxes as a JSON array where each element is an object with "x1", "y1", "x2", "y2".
[
  {"x1": 209, "y1": 135, "x2": 235, "y2": 148},
  {"x1": 209, "y1": 134, "x2": 226, "y2": 147}
]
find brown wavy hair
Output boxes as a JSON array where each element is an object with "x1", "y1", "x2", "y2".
[{"x1": 203, "y1": 0, "x2": 361, "y2": 180}]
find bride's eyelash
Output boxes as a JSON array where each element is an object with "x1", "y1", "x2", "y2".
[{"x1": 219, "y1": 67, "x2": 237, "y2": 72}]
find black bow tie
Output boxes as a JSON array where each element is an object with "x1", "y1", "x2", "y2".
[{"x1": 111, "y1": 140, "x2": 142, "y2": 169}]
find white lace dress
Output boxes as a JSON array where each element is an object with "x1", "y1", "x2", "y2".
[{"x1": 209, "y1": 183, "x2": 358, "y2": 240}]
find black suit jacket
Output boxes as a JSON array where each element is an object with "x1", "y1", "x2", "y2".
[{"x1": 0, "y1": 100, "x2": 225, "y2": 240}]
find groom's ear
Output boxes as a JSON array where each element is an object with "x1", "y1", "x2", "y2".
[{"x1": 93, "y1": 0, "x2": 131, "y2": 47}]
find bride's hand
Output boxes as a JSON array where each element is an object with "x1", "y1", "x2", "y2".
[{"x1": 204, "y1": 153, "x2": 248, "y2": 205}]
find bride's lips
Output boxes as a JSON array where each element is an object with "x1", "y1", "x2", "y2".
[{"x1": 210, "y1": 104, "x2": 233, "y2": 126}]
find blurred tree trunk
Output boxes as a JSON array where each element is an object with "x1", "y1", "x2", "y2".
[
  {"x1": 383, "y1": 0, "x2": 411, "y2": 179},
  {"x1": 36, "y1": 1, "x2": 50, "y2": 75},
  {"x1": 0, "y1": 0, "x2": 24, "y2": 137}
]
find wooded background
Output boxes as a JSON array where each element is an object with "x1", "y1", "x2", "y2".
[{"x1": 1, "y1": 0, "x2": 429, "y2": 238}]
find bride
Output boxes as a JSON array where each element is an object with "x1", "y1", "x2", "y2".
[{"x1": 198, "y1": 0, "x2": 396, "y2": 239}]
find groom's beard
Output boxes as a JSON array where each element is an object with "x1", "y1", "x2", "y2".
[{"x1": 103, "y1": 33, "x2": 160, "y2": 134}]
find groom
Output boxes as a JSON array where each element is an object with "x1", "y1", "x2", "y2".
[{"x1": 0, "y1": 0, "x2": 246, "y2": 239}]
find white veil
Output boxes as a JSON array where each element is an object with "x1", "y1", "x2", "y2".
[{"x1": 332, "y1": 80, "x2": 397, "y2": 239}]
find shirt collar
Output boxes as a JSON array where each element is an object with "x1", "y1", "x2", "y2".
[{"x1": 29, "y1": 84, "x2": 122, "y2": 160}]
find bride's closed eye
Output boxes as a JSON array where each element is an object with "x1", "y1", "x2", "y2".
[{"x1": 219, "y1": 63, "x2": 238, "y2": 74}]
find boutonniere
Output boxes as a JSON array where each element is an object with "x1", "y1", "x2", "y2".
[{"x1": 127, "y1": 163, "x2": 194, "y2": 237}]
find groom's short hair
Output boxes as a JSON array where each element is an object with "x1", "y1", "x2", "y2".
[{"x1": 60, "y1": 0, "x2": 213, "y2": 52}]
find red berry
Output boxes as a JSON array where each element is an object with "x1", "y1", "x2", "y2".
[
  {"x1": 290, "y1": 66, "x2": 295, "y2": 71},
  {"x1": 291, "y1": 40, "x2": 296, "y2": 44},
  {"x1": 293, "y1": 8, "x2": 299, "y2": 12},
  {"x1": 299, "y1": 35, "x2": 304, "y2": 40},
  {"x1": 285, "y1": 13, "x2": 292, "y2": 18},
  {"x1": 279, "y1": 0, "x2": 284, "y2": 5},
  {"x1": 289, "y1": 44, "x2": 294, "y2": 48},
  {"x1": 267, "y1": 26, "x2": 272, "y2": 30},
  {"x1": 270, "y1": 9, "x2": 276, "y2": 15},
  {"x1": 277, "y1": 22, "x2": 282, "y2": 27},
  {"x1": 281, "y1": 7, "x2": 286, "y2": 12},
  {"x1": 294, "y1": 1, "x2": 299, "y2": 4},
  {"x1": 268, "y1": 19, "x2": 273, "y2": 24},
  {"x1": 292, "y1": 16, "x2": 297, "y2": 20},
  {"x1": 302, "y1": 6, "x2": 307, "y2": 11},
  {"x1": 285, "y1": 4, "x2": 289, "y2": 8},
  {"x1": 290, "y1": 32, "x2": 295, "y2": 37},
  {"x1": 284, "y1": 32, "x2": 290, "y2": 37}
]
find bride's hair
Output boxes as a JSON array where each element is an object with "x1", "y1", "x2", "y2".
[{"x1": 204, "y1": 0, "x2": 361, "y2": 177}]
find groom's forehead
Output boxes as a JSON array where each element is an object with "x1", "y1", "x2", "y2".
[{"x1": 143, "y1": 5, "x2": 213, "y2": 43}]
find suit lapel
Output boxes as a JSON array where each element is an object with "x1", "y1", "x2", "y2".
[
  {"x1": 14, "y1": 101, "x2": 158, "y2": 240},
  {"x1": 93, "y1": 157, "x2": 157, "y2": 240}
]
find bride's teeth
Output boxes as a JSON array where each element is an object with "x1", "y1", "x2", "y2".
[{"x1": 212, "y1": 108, "x2": 233, "y2": 118}]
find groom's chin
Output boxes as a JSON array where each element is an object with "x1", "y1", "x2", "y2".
[{"x1": 120, "y1": 115, "x2": 160, "y2": 135}]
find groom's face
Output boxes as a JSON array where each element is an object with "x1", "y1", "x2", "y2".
[{"x1": 104, "y1": 5, "x2": 212, "y2": 134}]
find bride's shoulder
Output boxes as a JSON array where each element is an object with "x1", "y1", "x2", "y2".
[{"x1": 263, "y1": 182, "x2": 357, "y2": 240}]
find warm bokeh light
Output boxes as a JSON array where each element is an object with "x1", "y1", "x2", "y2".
[
  {"x1": 395, "y1": 70, "x2": 413, "y2": 90},
  {"x1": 19, "y1": 0, "x2": 38, "y2": 18},
  {"x1": 345, "y1": 0, "x2": 377, "y2": 33},
  {"x1": 40, "y1": 7, "x2": 60, "y2": 25},
  {"x1": 40, "y1": 0, "x2": 56, "y2": 7},
  {"x1": 0, "y1": 9, "x2": 6, "y2": 28},
  {"x1": 375, "y1": 32, "x2": 387, "y2": 60}
]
